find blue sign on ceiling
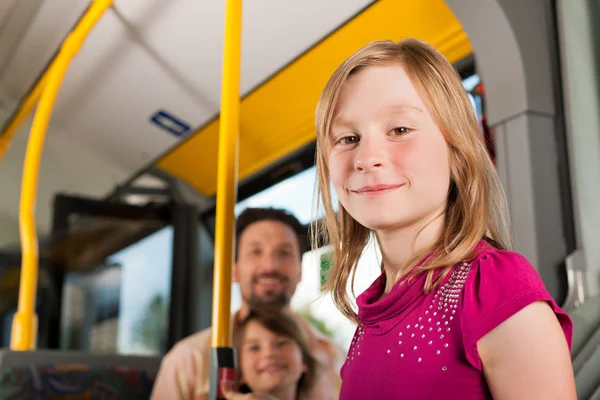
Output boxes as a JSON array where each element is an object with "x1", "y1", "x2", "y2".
[{"x1": 149, "y1": 110, "x2": 191, "y2": 138}]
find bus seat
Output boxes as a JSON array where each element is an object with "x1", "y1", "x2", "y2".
[
  {"x1": 571, "y1": 296, "x2": 600, "y2": 359},
  {"x1": 591, "y1": 384, "x2": 600, "y2": 400},
  {"x1": 563, "y1": 249, "x2": 586, "y2": 313},
  {"x1": 574, "y1": 325, "x2": 600, "y2": 374},
  {"x1": 0, "y1": 350, "x2": 160, "y2": 399},
  {"x1": 575, "y1": 346, "x2": 600, "y2": 400}
]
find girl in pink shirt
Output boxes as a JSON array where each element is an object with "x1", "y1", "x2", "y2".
[{"x1": 313, "y1": 38, "x2": 576, "y2": 399}]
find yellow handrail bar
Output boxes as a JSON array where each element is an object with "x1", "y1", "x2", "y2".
[
  {"x1": 10, "y1": 0, "x2": 113, "y2": 351},
  {"x1": 0, "y1": 76, "x2": 47, "y2": 160},
  {"x1": 0, "y1": 1, "x2": 113, "y2": 161},
  {"x1": 211, "y1": 0, "x2": 242, "y2": 348}
]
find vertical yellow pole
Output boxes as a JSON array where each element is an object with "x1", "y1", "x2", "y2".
[
  {"x1": 10, "y1": 0, "x2": 113, "y2": 351},
  {"x1": 211, "y1": 0, "x2": 242, "y2": 348}
]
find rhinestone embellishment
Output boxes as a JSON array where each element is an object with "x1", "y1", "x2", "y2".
[
  {"x1": 346, "y1": 326, "x2": 365, "y2": 362},
  {"x1": 385, "y1": 261, "x2": 471, "y2": 371}
]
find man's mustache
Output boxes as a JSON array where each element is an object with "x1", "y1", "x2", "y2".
[{"x1": 252, "y1": 272, "x2": 289, "y2": 284}]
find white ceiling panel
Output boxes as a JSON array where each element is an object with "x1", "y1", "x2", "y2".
[
  {"x1": 0, "y1": 0, "x2": 91, "y2": 102},
  {"x1": 0, "y1": 0, "x2": 374, "y2": 246}
]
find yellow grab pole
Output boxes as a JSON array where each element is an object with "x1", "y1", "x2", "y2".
[
  {"x1": 211, "y1": 0, "x2": 242, "y2": 349},
  {"x1": 209, "y1": 2, "x2": 242, "y2": 396},
  {"x1": 0, "y1": 0, "x2": 113, "y2": 161},
  {"x1": 10, "y1": 0, "x2": 113, "y2": 351}
]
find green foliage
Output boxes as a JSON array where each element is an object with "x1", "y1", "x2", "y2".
[
  {"x1": 296, "y1": 307, "x2": 334, "y2": 338},
  {"x1": 319, "y1": 252, "x2": 334, "y2": 290},
  {"x1": 133, "y1": 294, "x2": 168, "y2": 353}
]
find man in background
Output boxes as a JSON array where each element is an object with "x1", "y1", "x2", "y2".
[{"x1": 150, "y1": 207, "x2": 342, "y2": 400}]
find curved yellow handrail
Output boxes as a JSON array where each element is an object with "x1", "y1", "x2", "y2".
[
  {"x1": 0, "y1": 1, "x2": 113, "y2": 161},
  {"x1": 211, "y1": 0, "x2": 242, "y2": 348},
  {"x1": 0, "y1": 76, "x2": 47, "y2": 160},
  {"x1": 10, "y1": 0, "x2": 113, "y2": 351}
]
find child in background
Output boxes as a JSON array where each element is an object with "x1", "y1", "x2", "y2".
[{"x1": 222, "y1": 308, "x2": 317, "y2": 400}]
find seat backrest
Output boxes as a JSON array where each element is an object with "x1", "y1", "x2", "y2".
[
  {"x1": 591, "y1": 384, "x2": 600, "y2": 400},
  {"x1": 562, "y1": 249, "x2": 586, "y2": 313},
  {"x1": 0, "y1": 350, "x2": 161, "y2": 399},
  {"x1": 574, "y1": 325, "x2": 600, "y2": 374},
  {"x1": 571, "y1": 296, "x2": 600, "y2": 358},
  {"x1": 576, "y1": 346, "x2": 600, "y2": 400}
]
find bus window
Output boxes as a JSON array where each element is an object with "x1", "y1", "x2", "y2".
[
  {"x1": 0, "y1": 259, "x2": 55, "y2": 349},
  {"x1": 235, "y1": 165, "x2": 338, "y2": 224},
  {"x1": 60, "y1": 264, "x2": 121, "y2": 352},
  {"x1": 60, "y1": 226, "x2": 173, "y2": 356},
  {"x1": 294, "y1": 237, "x2": 382, "y2": 351},
  {"x1": 230, "y1": 166, "x2": 377, "y2": 351},
  {"x1": 110, "y1": 225, "x2": 173, "y2": 355},
  {"x1": 462, "y1": 73, "x2": 495, "y2": 162}
]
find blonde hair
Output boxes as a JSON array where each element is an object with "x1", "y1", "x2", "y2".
[{"x1": 313, "y1": 38, "x2": 511, "y2": 324}]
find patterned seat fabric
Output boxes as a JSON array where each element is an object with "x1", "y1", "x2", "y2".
[{"x1": 0, "y1": 364, "x2": 156, "y2": 399}]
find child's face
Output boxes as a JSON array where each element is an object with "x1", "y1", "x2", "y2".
[
  {"x1": 328, "y1": 65, "x2": 451, "y2": 233},
  {"x1": 239, "y1": 320, "x2": 307, "y2": 394}
]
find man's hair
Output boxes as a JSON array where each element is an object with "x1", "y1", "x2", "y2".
[{"x1": 235, "y1": 207, "x2": 307, "y2": 260}]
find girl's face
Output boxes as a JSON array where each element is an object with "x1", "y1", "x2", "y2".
[
  {"x1": 239, "y1": 320, "x2": 307, "y2": 395},
  {"x1": 327, "y1": 65, "x2": 451, "y2": 233}
]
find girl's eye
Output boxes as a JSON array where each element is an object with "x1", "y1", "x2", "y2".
[
  {"x1": 391, "y1": 127, "x2": 411, "y2": 136},
  {"x1": 339, "y1": 135, "x2": 359, "y2": 145}
]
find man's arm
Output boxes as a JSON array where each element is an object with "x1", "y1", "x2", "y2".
[
  {"x1": 151, "y1": 345, "x2": 196, "y2": 400},
  {"x1": 310, "y1": 334, "x2": 344, "y2": 399},
  {"x1": 150, "y1": 331, "x2": 212, "y2": 400}
]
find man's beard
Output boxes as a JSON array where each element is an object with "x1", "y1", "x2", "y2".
[
  {"x1": 246, "y1": 291, "x2": 289, "y2": 309},
  {"x1": 245, "y1": 273, "x2": 291, "y2": 309}
]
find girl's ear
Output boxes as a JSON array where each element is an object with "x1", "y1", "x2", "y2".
[{"x1": 302, "y1": 361, "x2": 308, "y2": 373}]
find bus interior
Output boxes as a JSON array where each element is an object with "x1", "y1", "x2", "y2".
[{"x1": 0, "y1": 0, "x2": 599, "y2": 398}]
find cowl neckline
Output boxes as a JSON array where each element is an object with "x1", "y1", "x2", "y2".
[
  {"x1": 357, "y1": 264, "x2": 432, "y2": 326},
  {"x1": 356, "y1": 240, "x2": 490, "y2": 326}
]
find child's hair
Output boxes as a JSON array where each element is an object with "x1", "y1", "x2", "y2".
[
  {"x1": 313, "y1": 38, "x2": 512, "y2": 324},
  {"x1": 233, "y1": 308, "x2": 318, "y2": 399}
]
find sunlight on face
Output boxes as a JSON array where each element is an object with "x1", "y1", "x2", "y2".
[
  {"x1": 239, "y1": 321, "x2": 307, "y2": 395},
  {"x1": 328, "y1": 65, "x2": 451, "y2": 233}
]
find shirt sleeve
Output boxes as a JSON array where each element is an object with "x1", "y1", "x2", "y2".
[
  {"x1": 150, "y1": 331, "x2": 211, "y2": 400},
  {"x1": 460, "y1": 249, "x2": 573, "y2": 370},
  {"x1": 299, "y1": 319, "x2": 343, "y2": 400},
  {"x1": 313, "y1": 336, "x2": 344, "y2": 399}
]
